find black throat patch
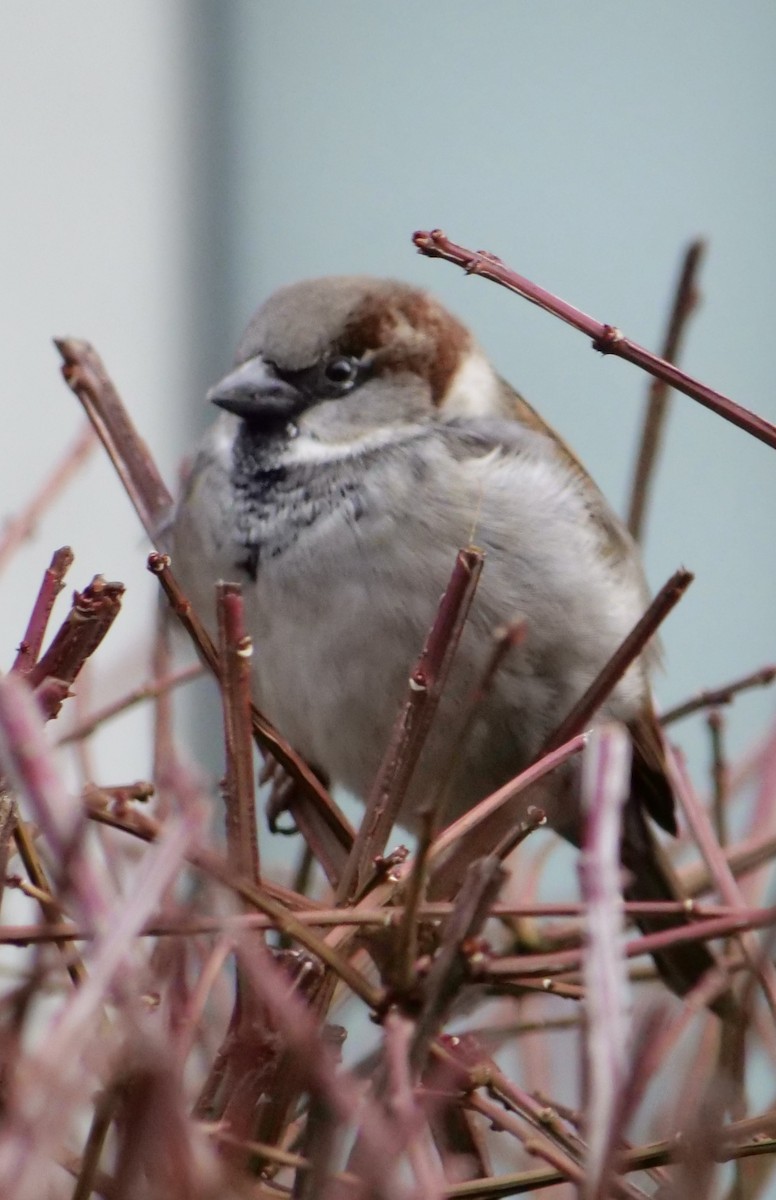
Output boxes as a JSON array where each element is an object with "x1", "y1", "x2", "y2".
[{"x1": 228, "y1": 423, "x2": 366, "y2": 578}]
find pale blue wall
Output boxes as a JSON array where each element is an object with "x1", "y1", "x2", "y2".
[{"x1": 191, "y1": 2, "x2": 776, "y2": 773}]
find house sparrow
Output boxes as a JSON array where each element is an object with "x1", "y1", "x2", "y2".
[{"x1": 172, "y1": 275, "x2": 726, "y2": 1006}]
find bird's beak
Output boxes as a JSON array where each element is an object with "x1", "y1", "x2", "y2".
[{"x1": 207, "y1": 356, "x2": 304, "y2": 422}]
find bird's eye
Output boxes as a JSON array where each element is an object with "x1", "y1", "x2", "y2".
[{"x1": 323, "y1": 356, "x2": 358, "y2": 386}]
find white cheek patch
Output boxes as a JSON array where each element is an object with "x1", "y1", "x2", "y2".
[
  {"x1": 209, "y1": 413, "x2": 243, "y2": 465},
  {"x1": 281, "y1": 424, "x2": 416, "y2": 465},
  {"x1": 442, "y1": 351, "x2": 503, "y2": 418}
]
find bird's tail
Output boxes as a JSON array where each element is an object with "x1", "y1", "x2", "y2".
[{"x1": 620, "y1": 801, "x2": 734, "y2": 1018}]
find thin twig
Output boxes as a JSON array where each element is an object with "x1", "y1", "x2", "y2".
[
  {"x1": 669, "y1": 751, "x2": 776, "y2": 1018},
  {"x1": 481, "y1": 903, "x2": 776, "y2": 982},
  {"x1": 336, "y1": 546, "x2": 484, "y2": 904},
  {"x1": 413, "y1": 229, "x2": 776, "y2": 452},
  {"x1": 2, "y1": 898, "x2": 767, "y2": 946},
  {"x1": 217, "y1": 583, "x2": 260, "y2": 886},
  {"x1": 147, "y1": 552, "x2": 354, "y2": 886},
  {"x1": 82, "y1": 792, "x2": 382, "y2": 1011},
  {"x1": 426, "y1": 742, "x2": 575, "y2": 900},
  {"x1": 441, "y1": 1130, "x2": 776, "y2": 1198},
  {"x1": 57, "y1": 663, "x2": 202, "y2": 745},
  {"x1": 0, "y1": 424, "x2": 95, "y2": 573},
  {"x1": 26, "y1": 575, "x2": 125, "y2": 694},
  {"x1": 409, "y1": 854, "x2": 506, "y2": 1076},
  {"x1": 71, "y1": 1085, "x2": 121, "y2": 1200},
  {"x1": 661, "y1": 665, "x2": 776, "y2": 725},
  {"x1": 627, "y1": 240, "x2": 706, "y2": 541},
  {"x1": 419, "y1": 225, "x2": 776, "y2": 453},
  {"x1": 542, "y1": 568, "x2": 692, "y2": 754},
  {"x1": 54, "y1": 338, "x2": 174, "y2": 539},
  {"x1": 0, "y1": 791, "x2": 14, "y2": 914},
  {"x1": 466, "y1": 1092, "x2": 586, "y2": 1187},
  {"x1": 708, "y1": 710, "x2": 729, "y2": 847},
  {"x1": 395, "y1": 806, "x2": 435, "y2": 996},
  {"x1": 11, "y1": 547, "x2": 74, "y2": 675}
]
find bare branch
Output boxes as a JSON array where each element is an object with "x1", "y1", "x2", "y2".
[
  {"x1": 626, "y1": 239, "x2": 706, "y2": 541},
  {"x1": 11, "y1": 547, "x2": 74, "y2": 675},
  {"x1": 542, "y1": 568, "x2": 692, "y2": 754},
  {"x1": 336, "y1": 546, "x2": 484, "y2": 904},
  {"x1": 661, "y1": 664, "x2": 776, "y2": 725},
  {"x1": 0, "y1": 425, "x2": 95, "y2": 573},
  {"x1": 54, "y1": 338, "x2": 174, "y2": 538},
  {"x1": 414, "y1": 229, "x2": 776, "y2": 452}
]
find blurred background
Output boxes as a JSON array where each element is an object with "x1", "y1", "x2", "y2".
[{"x1": 1, "y1": 2, "x2": 774, "y2": 859}]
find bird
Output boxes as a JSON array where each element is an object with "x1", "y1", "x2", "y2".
[{"x1": 171, "y1": 274, "x2": 729, "y2": 1007}]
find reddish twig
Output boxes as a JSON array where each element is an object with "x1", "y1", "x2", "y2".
[
  {"x1": 56, "y1": 338, "x2": 354, "y2": 886},
  {"x1": 437, "y1": 1134, "x2": 776, "y2": 1197},
  {"x1": 421, "y1": 618, "x2": 529, "y2": 842},
  {"x1": 384, "y1": 625, "x2": 526, "y2": 978},
  {"x1": 425, "y1": 1100, "x2": 491, "y2": 1185},
  {"x1": 0, "y1": 791, "x2": 15, "y2": 916},
  {"x1": 483, "y1": 902, "x2": 776, "y2": 983},
  {"x1": 443, "y1": 1048, "x2": 659, "y2": 1200},
  {"x1": 83, "y1": 781, "x2": 155, "y2": 808},
  {"x1": 413, "y1": 229, "x2": 776, "y2": 453},
  {"x1": 1, "y1": 899, "x2": 765, "y2": 945},
  {"x1": 394, "y1": 805, "x2": 435, "y2": 998},
  {"x1": 336, "y1": 547, "x2": 484, "y2": 904},
  {"x1": 626, "y1": 240, "x2": 706, "y2": 542},
  {"x1": 707, "y1": 710, "x2": 729, "y2": 847},
  {"x1": 0, "y1": 424, "x2": 95, "y2": 573},
  {"x1": 661, "y1": 664, "x2": 776, "y2": 725},
  {"x1": 230, "y1": 934, "x2": 401, "y2": 1194},
  {"x1": 11, "y1": 547, "x2": 74, "y2": 675},
  {"x1": 147, "y1": 552, "x2": 354, "y2": 886},
  {"x1": 71, "y1": 1084, "x2": 121, "y2": 1200},
  {"x1": 54, "y1": 338, "x2": 174, "y2": 539},
  {"x1": 82, "y1": 786, "x2": 382, "y2": 1010},
  {"x1": 0, "y1": 686, "x2": 91, "y2": 984},
  {"x1": 5, "y1": 573, "x2": 123, "y2": 986},
  {"x1": 149, "y1": 605, "x2": 176, "y2": 794},
  {"x1": 426, "y1": 737, "x2": 579, "y2": 897},
  {"x1": 217, "y1": 583, "x2": 260, "y2": 886},
  {"x1": 57, "y1": 662, "x2": 203, "y2": 745},
  {"x1": 409, "y1": 854, "x2": 506, "y2": 1076},
  {"x1": 668, "y1": 752, "x2": 776, "y2": 1018},
  {"x1": 196, "y1": 579, "x2": 273, "y2": 1159},
  {"x1": 203, "y1": 858, "x2": 384, "y2": 1010},
  {"x1": 465, "y1": 1091, "x2": 586, "y2": 1188},
  {"x1": 82, "y1": 794, "x2": 310, "y2": 916},
  {"x1": 26, "y1": 575, "x2": 125, "y2": 694},
  {"x1": 542, "y1": 568, "x2": 693, "y2": 754}
]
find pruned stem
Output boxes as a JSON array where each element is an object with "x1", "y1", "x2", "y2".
[
  {"x1": 0, "y1": 425, "x2": 95, "y2": 574},
  {"x1": 217, "y1": 583, "x2": 260, "y2": 886},
  {"x1": 147, "y1": 552, "x2": 354, "y2": 886},
  {"x1": 12, "y1": 546, "x2": 74, "y2": 676},
  {"x1": 661, "y1": 664, "x2": 776, "y2": 725},
  {"x1": 413, "y1": 229, "x2": 776, "y2": 452},
  {"x1": 336, "y1": 546, "x2": 484, "y2": 904},
  {"x1": 626, "y1": 239, "x2": 706, "y2": 542},
  {"x1": 54, "y1": 338, "x2": 174, "y2": 538},
  {"x1": 542, "y1": 568, "x2": 692, "y2": 754}
]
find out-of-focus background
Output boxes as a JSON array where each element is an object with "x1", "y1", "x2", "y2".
[{"x1": 1, "y1": 3, "x2": 774, "y2": 822}]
